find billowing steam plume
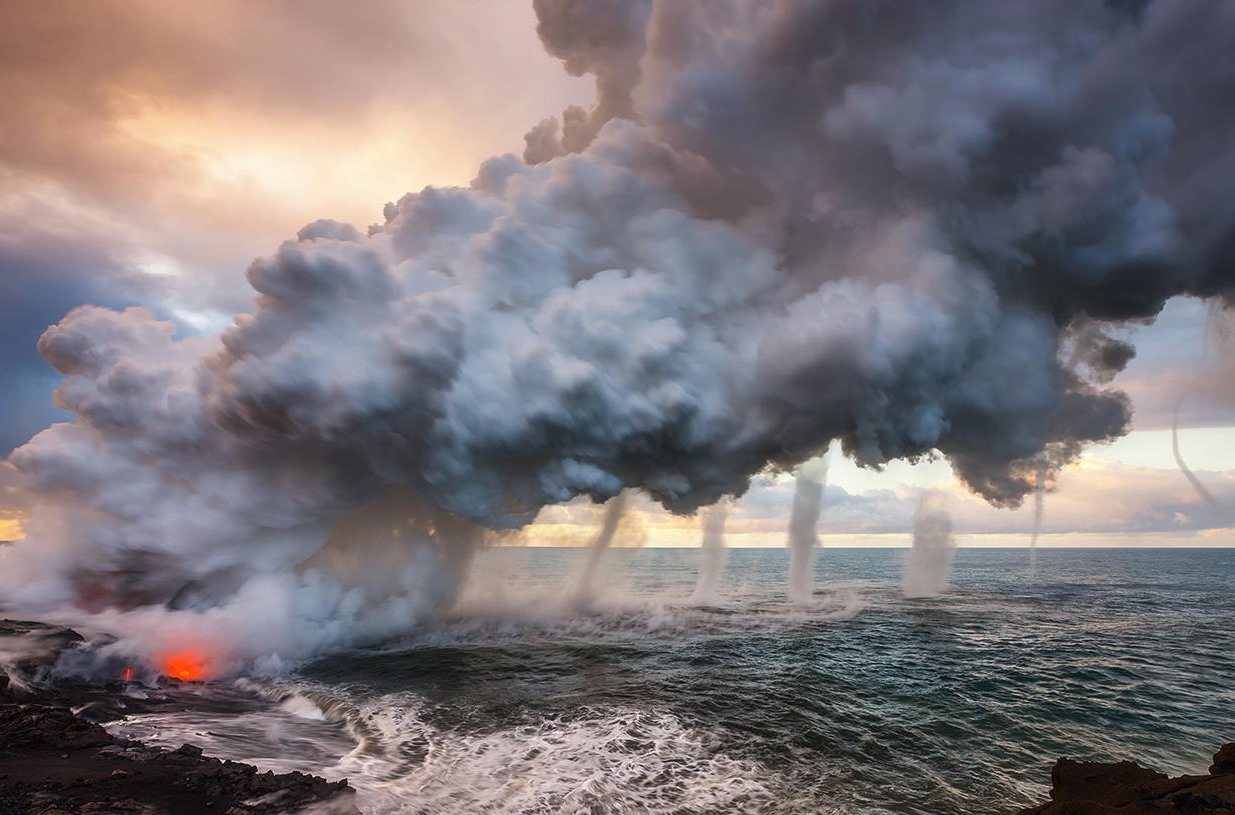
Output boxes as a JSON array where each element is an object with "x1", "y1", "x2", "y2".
[
  {"x1": 901, "y1": 493, "x2": 956, "y2": 599},
  {"x1": 2, "y1": 0, "x2": 1234, "y2": 671},
  {"x1": 572, "y1": 492, "x2": 628, "y2": 605},
  {"x1": 691, "y1": 501, "x2": 728, "y2": 605},
  {"x1": 787, "y1": 461, "x2": 826, "y2": 606}
]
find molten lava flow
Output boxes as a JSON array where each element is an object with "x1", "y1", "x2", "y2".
[
  {"x1": 161, "y1": 651, "x2": 208, "y2": 681},
  {"x1": 122, "y1": 668, "x2": 132, "y2": 681}
]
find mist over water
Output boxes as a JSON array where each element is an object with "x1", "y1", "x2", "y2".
[{"x1": 105, "y1": 547, "x2": 1235, "y2": 815}]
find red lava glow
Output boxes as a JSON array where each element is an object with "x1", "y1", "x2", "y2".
[
  {"x1": 161, "y1": 651, "x2": 209, "y2": 681},
  {"x1": 122, "y1": 668, "x2": 133, "y2": 681}
]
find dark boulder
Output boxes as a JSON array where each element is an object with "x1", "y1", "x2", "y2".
[
  {"x1": 0, "y1": 704, "x2": 359, "y2": 815},
  {"x1": 1210, "y1": 744, "x2": 1235, "y2": 776},
  {"x1": 1019, "y1": 745, "x2": 1235, "y2": 814}
]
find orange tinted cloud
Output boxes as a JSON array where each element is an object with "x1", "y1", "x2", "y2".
[
  {"x1": 0, "y1": 2, "x2": 592, "y2": 451},
  {"x1": 0, "y1": 518, "x2": 24, "y2": 542},
  {"x1": 0, "y1": 1, "x2": 591, "y2": 312},
  {"x1": 1, "y1": 2, "x2": 589, "y2": 212}
]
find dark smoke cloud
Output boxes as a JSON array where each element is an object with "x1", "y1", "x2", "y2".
[
  {"x1": 3, "y1": 0, "x2": 1234, "y2": 666},
  {"x1": 523, "y1": 0, "x2": 653, "y2": 164}
]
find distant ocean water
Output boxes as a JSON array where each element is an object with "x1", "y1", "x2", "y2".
[{"x1": 109, "y1": 547, "x2": 1235, "y2": 814}]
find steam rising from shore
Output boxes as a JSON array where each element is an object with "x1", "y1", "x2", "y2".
[{"x1": 2, "y1": 0, "x2": 1234, "y2": 671}]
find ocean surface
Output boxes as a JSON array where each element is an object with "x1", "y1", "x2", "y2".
[{"x1": 108, "y1": 547, "x2": 1235, "y2": 814}]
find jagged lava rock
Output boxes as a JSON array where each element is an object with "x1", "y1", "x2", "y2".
[
  {"x1": 1019, "y1": 744, "x2": 1235, "y2": 814},
  {"x1": 0, "y1": 704, "x2": 358, "y2": 815}
]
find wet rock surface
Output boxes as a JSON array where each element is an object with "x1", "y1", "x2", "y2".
[
  {"x1": 0, "y1": 621, "x2": 358, "y2": 815},
  {"x1": 0, "y1": 704, "x2": 358, "y2": 815},
  {"x1": 0, "y1": 620, "x2": 122, "y2": 720},
  {"x1": 1019, "y1": 745, "x2": 1235, "y2": 814},
  {"x1": 0, "y1": 621, "x2": 85, "y2": 696}
]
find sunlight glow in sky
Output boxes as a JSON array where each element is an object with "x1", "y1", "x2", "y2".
[{"x1": 0, "y1": 1, "x2": 1230, "y2": 549}]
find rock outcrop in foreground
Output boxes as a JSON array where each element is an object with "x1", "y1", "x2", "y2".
[
  {"x1": 1, "y1": 620, "x2": 358, "y2": 815},
  {"x1": 1019, "y1": 744, "x2": 1235, "y2": 814},
  {"x1": 0, "y1": 704, "x2": 359, "y2": 815}
]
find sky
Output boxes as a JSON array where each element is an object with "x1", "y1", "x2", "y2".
[{"x1": 1, "y1": 1, "x2": 1231, "y2": 548}]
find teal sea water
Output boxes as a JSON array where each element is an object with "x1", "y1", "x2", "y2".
[{"x1": 110, "y1": 547, "x2": 1235, "y2": 814}]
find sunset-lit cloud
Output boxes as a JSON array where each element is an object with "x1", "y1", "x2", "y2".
[
  {"x1": 515, "y1": 448, "x2": 1233, "y2": 547},
  {"x1": 0, "y1": 519, "x2": 23, "y2": 542},
  {"x1": 0, "y1": 463, "x2": 26, "y2": 541},
  {"x1": 0, "y1": 0, "x2": 589, "y2": 453}
]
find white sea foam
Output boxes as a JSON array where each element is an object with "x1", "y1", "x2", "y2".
[{"x1": 111, "y1": 679, "x2": 783, "y2": 815}]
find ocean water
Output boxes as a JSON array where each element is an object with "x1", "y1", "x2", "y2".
[{"x1": 108, "y1": 547, "x2": 1235, "y2": 814}]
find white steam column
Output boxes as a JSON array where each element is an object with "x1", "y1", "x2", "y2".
[
  {"x1": 787, "y1": 459, "x2": 827, "y2": 605},
  {"x1": 691, "y1": 501, "x2": 729, "y2": 605},
  {"x1": 573, "y1": 491, "x2": 629, "y2": 605},
  {"x1": 901, "y1": 493, "x2": 956, "y2": 598}
]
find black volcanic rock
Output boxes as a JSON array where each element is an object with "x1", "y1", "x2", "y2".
[
  {"x1": 1019, "y1": 745, "x2": 1235, "y2": 814},
  {"x1": 0, "y1": 619, "x2": 87, "y2": 704},
  {"x1": 0, "y1": 704, "x2": 359, "y2": 815},
  {"x1": 0, "y1": 620, "x2": 135, "y2": 722},
  {"x1": 0, "y1": 620, "x2": 85, "y2": 657},
  {"x1": 0, "y1": 620, "x2": 358, "y2": 815},
  {"x1": 1211, "y1": 744, "x2": 1235, "y2": 776},
  {"x1": 0, "y1": 705, "x2": 113, "y2": 750}
]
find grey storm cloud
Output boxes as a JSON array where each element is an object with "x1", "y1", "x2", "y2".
[{"x1": 2, "y1": 0, "x2": 1233, "y2": 667}]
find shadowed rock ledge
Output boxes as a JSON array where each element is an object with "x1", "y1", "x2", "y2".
[
  {"x1": 0, "y1": 705, "x2": 359, "y2": 815},
  {"x1": 1, "y1": 620, "x2": 358, "y2": 815},
  {"x1": 1018, "y1": 744, "x2": 1235, "y2": 814}
]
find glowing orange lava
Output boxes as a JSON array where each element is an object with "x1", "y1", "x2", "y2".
[
  {"x1": 122, "y1": 668, "x2": 133, "y2": 681},
  {"x1": 161, "y1": 651, "x2": 208, "y2": 681}
]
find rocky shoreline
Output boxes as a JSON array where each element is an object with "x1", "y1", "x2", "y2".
[
  {"x1": 0, "y1": 704, "x2": 357, "y2": 815},
  {"x1": 0, "y1": 620, "x2": 358, "y2": 815},
  {"x1": 1017, "y1": 744, "x2": 1235, "y2": 814}
]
